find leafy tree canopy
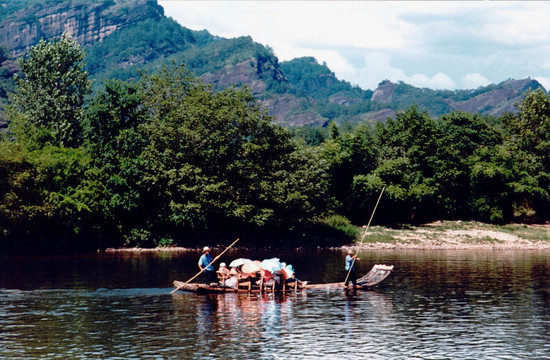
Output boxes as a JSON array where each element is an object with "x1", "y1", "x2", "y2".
[
  {"x1": 135, "y1": 63, "x2": 329, "y2": 240},
  {"x1": 9, "y1": 35, "x2": 90, "y2": 148}
]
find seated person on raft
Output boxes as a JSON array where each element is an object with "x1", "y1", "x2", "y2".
[
  {"x1": 278, "y1": 263, "x2": 307, "y2": 288},
  {"x1": 217, "y1": 262, "x2": 231, "y2": 284}
]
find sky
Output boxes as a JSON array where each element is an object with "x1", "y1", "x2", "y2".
[{"x1": 158, "y1": 1, "x2": 550, "y2": 91}]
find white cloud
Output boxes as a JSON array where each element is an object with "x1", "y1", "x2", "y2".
[
  {"x1": 352, "y1": 52, "x2": 403, "y2": 89},
  {"x1": 479, "y1": 3, "x2": 550, "y2": 46},
  {"x1": 302, "y1": 49, "x2": 356, "y2": 75},
  {"x1": 159, "y1": 1, "x2": 416, "y2": 55},
  {"x1": 534, "y1": 77, "x2": 550, "y2": 92},
  {"x1": 341, "y1": 52, "x2": 455, "y2": 90},
  {"x1": 460, "y1": 73, "x2": 492, "y2": 89},
  {"x1": 409, "y1": 73, "x2": 456, "y2": 90}
]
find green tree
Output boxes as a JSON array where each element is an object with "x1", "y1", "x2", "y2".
[
  {"x1": 82, "y1": 79, "x2": 149, "y2": 245},
  {"x1": 467, "y1": 145, "x2": 515, "y2": 223},
  {"x1": 435, "y1": 111, "x2": 503, "y2": 219},
  {"x1": 320, "y1": 122, "x2": 378, "y2": 222},
  {"x1": 137, "y1": 63, "x2": 328, "y2": 242},
  {"x1": 373, "y1": 105, "x2": 440, "y2": 223},
  {"x1": 293, "y1": 125, "x2": 327, "y2": 146},
  {"x1": 0, "y1": 142, "x2": 43, "y2": 251},
  {"x1": 0, "y1": 141, "x2": 92, "y2": 253},
  {"x1": 9, "y1": 35, "x2": 90, "y2": 148},
  {"x1": 2, "y1": 35, "x2": 95, "y2": 253},
  {"x1": 501, "y1": 89, "x2": 550, "y2": 222},
  {"x1": 503, "y1": 89, "x2": 550, "y2": 163}
]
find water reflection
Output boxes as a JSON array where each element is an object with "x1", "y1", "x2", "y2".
[
  {"x1": 171, "y1": 287, "x2": 401, "y2": 359},
  {"x1": 171, "y1": 292, "x2": 310, "y2": 359}
]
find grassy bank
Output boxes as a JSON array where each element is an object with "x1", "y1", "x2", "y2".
[{"x1": 357, "y1": 221, "x2": 550, "y2": 249}]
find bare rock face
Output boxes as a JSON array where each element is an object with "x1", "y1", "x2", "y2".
[
  {"x1": 0, "y1": 0, "x2": 164, "y2": 57},
  {"x1": 371, "y1": 80, "x2": 396, "y2": 103},
  {"x1": 364, "y1": 109, "x2": 397, "y2": 123},
  {"x1": 201, "y1": 58, "x2": 268, "y2": 95},
  {"x1": 285, "y1": 112, "x2": 322, "y2": 126},
  {"x1": 200, "y1": 57, "x2": 328, "y2": 125},
  {"x1": 449, "y1": 78, "x2": 541, "y2": 116},
  {"x1": 260, "y1": 96, "x2": 300, "y2": 121},
  {"x1": 328, "y1": 94, "x2": 358, "y2": 106},
  {"x1": 201, "y1": 56, "x2": 287, "y2": 96}
]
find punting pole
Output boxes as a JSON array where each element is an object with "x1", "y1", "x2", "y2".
[
  {"x1": 344, "y1": 186, "x2": 385, "y2": 286},
  {"x1": 170, "y1": 237, "x2": 240, "y2": 293}
]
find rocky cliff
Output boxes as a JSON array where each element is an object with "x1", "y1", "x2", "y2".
[
  {"x1": 0, "y1": 0, "x2": 164, "y2": 58},
  {"x1": 448, "y1": 78, "x2": 541, "y2": 115}
]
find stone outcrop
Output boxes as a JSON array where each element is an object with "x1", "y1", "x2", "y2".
[
  {"x1": 371, "y1": 80, "x2": 397, "y2": 103},
  {"x1": 448, "y1": 78, "x2": 541, "y2": 116},
  {"x1": 201, "y1": 58, "x2": 268, "y2": 95},
  {"x1": 0, "y1": 0, "x2": 164, "y2": 57}
]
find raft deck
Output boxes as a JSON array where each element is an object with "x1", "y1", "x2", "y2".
[
  {"x1": 173, "y1": 281, "x2": 238, "y2": 294},
  {"x1": 304, "y1": 264, "x2": 394, "y2": 290},
  {"x1": 172, "y1": 264, "x2": 394, "y2": 293},
  {"x1": 172, "y1": 280, "x2": 299, "y2": 294}
]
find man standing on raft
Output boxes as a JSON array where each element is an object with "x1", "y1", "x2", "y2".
[
  {"x1": 344, "y1": 249, "x2": 360, "y2": 288},
  {"x1": 198, "y1": 246, "x2": 215, "y2": 285}
]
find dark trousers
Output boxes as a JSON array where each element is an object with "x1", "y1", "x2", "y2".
[
  {"x1": 204, "y1": 270, "x2": 215, "y2": 285},
  {"x1": 345, "y1": 269, "x2": 357, "y2": 287}
]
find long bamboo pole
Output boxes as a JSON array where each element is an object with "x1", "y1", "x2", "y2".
[
  {"x1": 344, "y1": 187, "x2": 385, "y2": 286},
  {"x1": 171, "y1": 238, "x2": 240, "y2": 293}
]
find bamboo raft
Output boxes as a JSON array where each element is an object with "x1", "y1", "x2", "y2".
[
  {"x1": 304, "y1": 264, "x2": 394, "y2": 290},
  {"x1": 173, "y1": 281, "x2": 239, "y2": 294},
  {"x1": 172, "y1": 264, "x2": 394, "y2": 294},
  {"x1": 172, "y1": 280, "x2": 300, "y2": 294}
]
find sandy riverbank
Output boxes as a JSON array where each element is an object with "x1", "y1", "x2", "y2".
[
  {"x1": 353, "y1": 221, "x2": 550, "y2": 250},
  {"x1": 104, "y1": 221, "x2": 550, "y2": 253}
]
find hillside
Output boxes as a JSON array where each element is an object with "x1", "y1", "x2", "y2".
[{"x1": 0, "y1": 0, "x2": 546, "y2": 129}]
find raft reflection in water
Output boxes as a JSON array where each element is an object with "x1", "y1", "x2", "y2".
[
  {"x1": 171, "y1": 291, "x2": 311, "y2": 356},
  {"x1": 171, "y1": 288, "x2": 395, "y2": 356}
]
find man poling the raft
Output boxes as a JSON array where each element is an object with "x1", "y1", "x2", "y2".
[
  {"x1": 170, "y1": 238, "x2": 240, "y2": 294},
  {"x1": 198, "y1": 246, "x2": 215, "y2": 285},
  {"x1": 343, "y1": 186, "x2": 385, "y2": 290},
  {"x1": 344, "y1": 249, "x2": 359, "y2": 288}
]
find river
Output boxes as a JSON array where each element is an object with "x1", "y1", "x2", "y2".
[{"x1": 1, "y1": 249, "x2": 550, "y2": 359}]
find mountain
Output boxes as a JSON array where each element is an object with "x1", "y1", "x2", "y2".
[
  {"x1": 0, "y1": 47, "x2": 17, "y2": 130},
  {"x1": 0, "y1": 0, "x2": 167, "y2": 129},
  {"x1": 361, "y1": 77, "x2": 543, "y2": 122},
  {"x1": 0, "y1": 0, "x2": 546, "y2": 130},
  {"x1": 0, "y1": 0, "x2": 165, "y2": 57}
]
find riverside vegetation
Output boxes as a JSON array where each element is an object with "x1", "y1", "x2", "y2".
[{"x1": 0, "y1": 36, "x2": 549, "y2": 254}]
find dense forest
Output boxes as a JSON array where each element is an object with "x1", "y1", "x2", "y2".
[{"x1": 0, "y1": 37, "x2": 548, "y2": 254}]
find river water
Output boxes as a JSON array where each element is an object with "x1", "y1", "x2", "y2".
[{"x1": 1, "y1": 249, "x2": 550, "y2": 359}]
